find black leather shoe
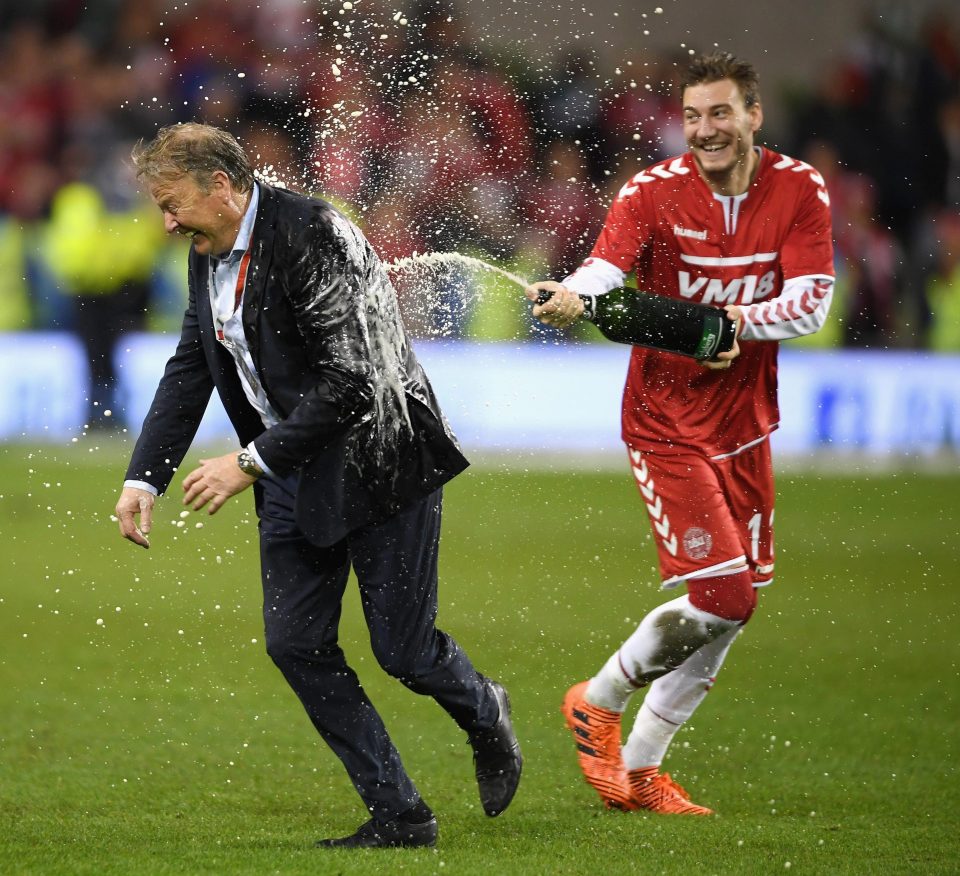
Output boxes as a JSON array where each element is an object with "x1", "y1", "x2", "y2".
[
  {"x1": 468, "y1": 679, "x2": 523, "y2": 817},
  {"x1": 315, "y1": 815, "x2": 438, "y2": 849}
]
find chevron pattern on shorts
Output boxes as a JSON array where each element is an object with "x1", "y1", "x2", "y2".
[{"x1": 628, "y1": 448, "x2": 677, "y2": 556}]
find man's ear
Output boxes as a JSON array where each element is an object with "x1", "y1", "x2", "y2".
[
  {"x1": 209, "y1": 169, "x2": 232, "y2": 196},
  {"x1": 750, "y1": 102, "x2": 764, "y2": 133}
]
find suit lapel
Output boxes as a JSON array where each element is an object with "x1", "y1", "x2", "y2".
[
  {"x1": 192, "y1": 248, "x2": 213, "y2": 341},
  {"x1": 242, "y1": 183, "x2": 277, "y2": 374}
]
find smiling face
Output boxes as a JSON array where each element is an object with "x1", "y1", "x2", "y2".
[
  {"x1": 683, "y1": 78, "x2": 763, "y2": 195},
  {"x1": 148, "y1": 170, "x2": 246, "y2": 256}
]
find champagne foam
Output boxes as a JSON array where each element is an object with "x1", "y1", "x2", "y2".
[{"x1": 387, "y1": 251, "x2": 529, "y2": 290}]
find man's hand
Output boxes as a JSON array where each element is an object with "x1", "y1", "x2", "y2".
[
  {"x1": 701, "y1": 304, "x2": 743, "y2": 371},
  {"x1": 525, "y1": 281, "x2": 585, "y2": 329},
  {"x1": 116, "y1": 487, "x2": 156, "y2": 549},
  {"x1": 182, "y1": 452, "x2": 257, "y2": 515}
]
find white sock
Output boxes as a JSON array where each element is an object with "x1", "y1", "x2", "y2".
[
  {"x1": 622, "y1": 626, "x2": 741, "y2": 770},
  {"x1": 621, "y1": 701, "x2": 678, "y2": 769},
  {"x1": 585, "y1": 652, "x2": 635, "y2": 713}
]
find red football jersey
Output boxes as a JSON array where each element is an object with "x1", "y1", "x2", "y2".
[{"x1": 570, "y1": 148, "x2": 834, "y2": 458}]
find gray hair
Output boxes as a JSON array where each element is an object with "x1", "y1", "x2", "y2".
[{"x1": 131, "y1": 122, "x2": 255, "y2": 192}]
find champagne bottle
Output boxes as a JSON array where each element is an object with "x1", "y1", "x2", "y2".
[{"x1": 536, "y1": 287, "x2": 737, "y2": 360}]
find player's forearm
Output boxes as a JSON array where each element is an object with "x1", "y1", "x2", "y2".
[
  {"x1": 738, "y1": 275, "x2": 834, "y2": 341},
  {"x1": 562, "y1": 257, "x2": 626, "y2": 297}
]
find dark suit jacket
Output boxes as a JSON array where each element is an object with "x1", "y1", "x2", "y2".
[{"x1": 126, "y1": 183, "x2": 468, "y2": 546}]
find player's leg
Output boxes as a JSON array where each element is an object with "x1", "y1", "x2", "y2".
[
  {"x1": 349, "y1": 488, "x2": 499, "y2": 732},
  {"x1": 623, "y1": 625, "x2": 741, "y2": 768},
  {"x1": 591, "y1": 445, "x2": 752, "y2": 702},
  {"x1": 615, "y1": 568, "x2": 753, "y2": 815},
  {"x1": 621, "y1": 439, "x2": 775, "y2": 812},
  {"x1": 561, "y1": 446, "x2": 748, "y2": 810},
  {"x1": 619, "y1": 570, "x2": 753, "y2": 768},
  {"x1": 623, "y1": 437, "x2": 773, "y2": 744},
  {"x1": 621, "y1": 625, "x2": 740, "y2": 815}
]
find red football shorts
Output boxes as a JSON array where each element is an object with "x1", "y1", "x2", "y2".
[{"x1": 626, "y1": 438, "x2": 775, "y2": 589}]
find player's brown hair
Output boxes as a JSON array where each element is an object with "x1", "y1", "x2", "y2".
[
  {"x1": 131, "y1": 123, "x2": 255, "y2": 192},
  {"x1": 681, "y1": 52, "x2": 761, "y2": 108}
]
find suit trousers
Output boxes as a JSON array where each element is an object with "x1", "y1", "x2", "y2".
[{"x1": 256, "y1": 474, "x2": 496, "y2": 821}]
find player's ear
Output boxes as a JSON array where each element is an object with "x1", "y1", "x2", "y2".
[{"x1": 749, "y1": 101, "x2": 763, "y2": 133}]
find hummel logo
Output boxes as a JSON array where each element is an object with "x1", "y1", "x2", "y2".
[{"x1": 673, "y1": 225, "x2": 708, "y2": 240}]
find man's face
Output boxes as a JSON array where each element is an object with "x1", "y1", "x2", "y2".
[
  {"x1": 682, "y1": 79, "x2": 762, "y2": 180},
  {"x1": 149, "y1": 171, "x2": 236, "y2": 256}
]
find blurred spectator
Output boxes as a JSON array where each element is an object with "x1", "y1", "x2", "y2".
[
  {"x1": 788, "y1": 7, "x2": 960, "y2": 349},
  {"x1": 925, "y1": 209, "x2": 960, "y2": 350},
  {"x1": 0, "y1": 21, "x2": 65, "y2": 215},
  {"x1": 599, "y1": 54, "x2": 686, "y2": 170},
  {"x1": 790, "y1": 60, "x2": 875, "y2": 184},
  {"x1": 535, "y1": 49, "x2": 606, "y2": 182},
  {"x1": 938, "y1": 92, "x2": 960, "y2": 208},
  {"x1": 912, "y1": 11, "x2": 960, "y2": 211},
  {"x1": 0, "y1": 216, "x2": 32, "y2": 331},
  {"x1": 523, "y1": 140, "x2": 604, "y2": 277},
  {"x1": 838, "y1": 178, "x2": 902, "y2": 348},
  {"x1": 308, "y1": 66, "x2": 395, "y2": 207},
  {"x1": 904, "y1": 88, "x2": 960, "y2": 341},
  {"x1": 44, "y1": 147, "x2": 165, "y2": 429},
  {"x1": 803, "y1": 139, "x2": 900, "y2": 348},
  {"x1": 241, "y1": 122, "x2": 302, "y2": 190}
]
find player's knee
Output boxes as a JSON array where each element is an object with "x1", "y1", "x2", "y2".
[{"x1": 688, "y1": 570, "x2": 757, "y2": 623}]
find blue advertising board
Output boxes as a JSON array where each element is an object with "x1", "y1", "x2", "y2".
[{"x1": 1, "y1": 332, "x2": 958, "y2": 461}]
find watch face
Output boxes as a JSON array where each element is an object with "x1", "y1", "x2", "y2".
[{"x1": 238, "y1": 452, "x2": 260, "y2": 476}]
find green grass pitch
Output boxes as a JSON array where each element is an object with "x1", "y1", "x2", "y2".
[{"x1": 1, "y1": 443, "x2": 958, "y2": 874}]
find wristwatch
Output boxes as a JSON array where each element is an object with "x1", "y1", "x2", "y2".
[{"x1": 236, "y1": 449, "x2": 264, "y2": 479}]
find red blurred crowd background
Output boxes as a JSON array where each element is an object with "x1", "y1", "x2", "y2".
[{"x1": 1, "y1": 0, "x2": 959, "y2": 370}]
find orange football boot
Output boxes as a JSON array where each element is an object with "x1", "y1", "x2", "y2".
[
  {"x1": 561, "y1": 681, "x2": 636, "y2": 810},
  {"x1": 627, "y1": 767, "x2": 714, "y2": 815}
]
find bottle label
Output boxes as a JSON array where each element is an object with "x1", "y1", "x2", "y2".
[{"x1": 693, "y1": 314, "x2": 721, "y2": 359}]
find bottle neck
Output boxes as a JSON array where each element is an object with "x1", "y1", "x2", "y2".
[{"x1": 581, "y1": 294, "x2": 597, "y2": 321}]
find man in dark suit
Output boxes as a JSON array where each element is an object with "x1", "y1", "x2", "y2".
[{"x1": 114, "y1": 123, "x2": 521, "y2": 849}]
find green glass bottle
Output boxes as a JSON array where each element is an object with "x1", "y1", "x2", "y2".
[{"x1": 537, "y1": 287, "x2": 737, "y2": 360}]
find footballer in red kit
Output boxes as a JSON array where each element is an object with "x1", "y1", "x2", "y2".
[
  {"x1": 527, "y1": 52, "x2": 834, "y2": 815},
  {"x1": 591, "y1": 145, "x2": 833, "y2": 459}
]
